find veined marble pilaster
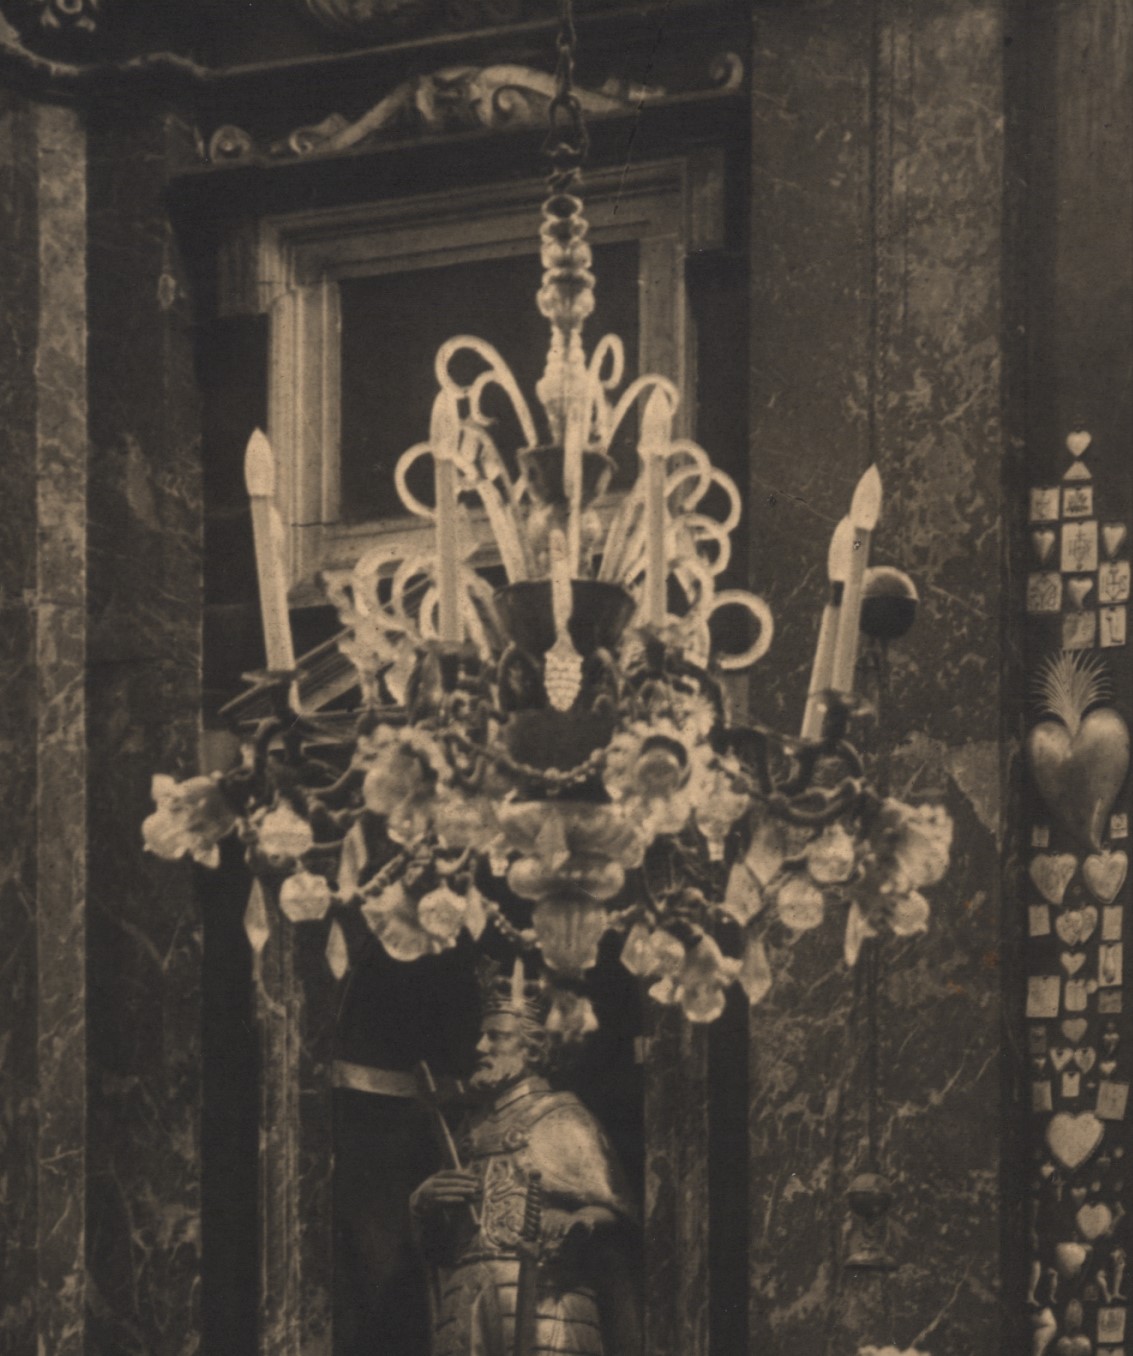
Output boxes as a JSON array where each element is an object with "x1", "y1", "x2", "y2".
[
  {"x1": 0, "y1": 96, "x2": 204, "y2": 1356},
  {"x1": 33, "y1": 102, "x2": 89, "y2": 1356},
  {"x1": 747, "y1": 1, "x2": 1005, "y2": 1351},
  {"x1": 0, "y1": 98, "x2": 88, "y2": 1356},
  {"x1": 85, "y1": 106, "x2": 204, "y2": 1356}
]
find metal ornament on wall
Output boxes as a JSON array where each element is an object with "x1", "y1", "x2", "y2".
[{"x1": 1025, "y1": 651, "x2": 1130, "y2": 852}]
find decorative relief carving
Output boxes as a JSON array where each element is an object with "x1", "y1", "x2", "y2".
[
  {"x1": 10, "y1": 0, "x2": 103, "y2": 36},
  {"x1": 293, "y1": 0, "x2": 596, "y2": 39},
  {"x1": 295, "y1": 0, "x2": 447, "y2": 38},
  {"x1": 205, "y1": 54, "x2": 742, "y2": 165},
  {"x1": 295, "y1": 0, "x2": 730, "y2": 38}
]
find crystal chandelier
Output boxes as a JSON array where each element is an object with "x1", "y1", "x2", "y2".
[{"x1": 143, "y1": 0, "x2": 952, "y2": 1039}]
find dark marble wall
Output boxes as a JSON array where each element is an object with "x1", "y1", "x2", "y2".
[{"x1": 746, "y1": 2, "x2": 1006, "y2": 1352}]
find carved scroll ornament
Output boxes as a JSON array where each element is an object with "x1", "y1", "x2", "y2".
[
  {"x1": 6, "y1": 0, "x2": 103, "y2": 37},
  {"x1": 208, "y1": 64, "x2": 664, "y2": 164}
]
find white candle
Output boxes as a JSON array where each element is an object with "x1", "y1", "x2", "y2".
[
  {"x1": 800, "y1": 516, "x2": 855, "y2": 739},
  {"x1": 641, "y1": 388, "x2": 672, "y2": 625},
  {"x1": 829, "y1": 465, "x2": 883, "y2": 695},
  {"x1": 431, "y1": 394, "x2": 461, "y2": 643},
  {"x1": 563, "y1": 339, "x2": 588, "y2": 576},
  {"x1": 244, "y1": 429, "x2": 296, "y2": 672}
]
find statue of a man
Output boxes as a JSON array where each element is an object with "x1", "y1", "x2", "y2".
[{"x1": 410, "y1": 970, "x2": 641, "y2": 1356}]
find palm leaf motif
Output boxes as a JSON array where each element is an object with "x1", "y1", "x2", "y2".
[{"x1": 1034, "y1": 650, "x2": 1111, "y2": 737}]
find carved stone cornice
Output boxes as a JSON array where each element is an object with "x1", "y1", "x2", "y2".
[{"x1": 205, "y1": 53, "x2": 742, "y2": 164}]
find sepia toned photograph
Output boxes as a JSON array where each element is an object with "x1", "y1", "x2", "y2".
[{"x1": 0, "y1": 1, "x2": 1130, "y2": 1353}]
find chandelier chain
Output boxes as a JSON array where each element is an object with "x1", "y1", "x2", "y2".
[{"x1": 543, "y1": 0, "x2": 588, "y2": 189}]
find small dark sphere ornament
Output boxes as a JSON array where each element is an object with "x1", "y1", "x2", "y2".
[
  {"x1": 844, "y1": 1171, "x2": 898, "y2": 1272},
  {"x1": 860, "y1": 565, "x2": 919, "y2": 641}
]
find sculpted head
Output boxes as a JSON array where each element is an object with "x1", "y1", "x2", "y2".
[{"x1": 469, "y1": 973, "x2": 551, "y2": 1096}]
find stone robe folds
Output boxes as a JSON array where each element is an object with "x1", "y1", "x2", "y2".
[{"x1": 417, "y1": 1077, "x2": 640, "y2": 1356}]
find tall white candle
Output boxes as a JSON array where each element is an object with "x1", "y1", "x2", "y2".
[
  {"x1": 244, "y1": 429, "x2": 296, "y2": 672},
  {"x1": 800, "y1": 516, "x2": 855, "y2": 739},
  {"x1": 431, "y1": 394, "x2": 462, "y2": 643},
  {"x1": 563, "y1": 340, "x2": 588, "y2": 576},
  {"x1": 829, "y1": 465, "x2": 883, "y2": 695},
  {"x1": 641, "y1": 388, "x2": 672, "y2": 626}
]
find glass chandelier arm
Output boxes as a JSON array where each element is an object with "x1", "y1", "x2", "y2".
[
  {"x1": 414, "y1": 569, "x2": 500, "y2": 653},
  {"x1": 672, "y1": 515, "x2": 734, "y2": 576},
  {"x1": 390, "y1": 552, "x2": 439, "y2": 628},
  {"x1": 705, "y1": 469, "x2": 743, "y2": 536},
  {"x1": 349, "y1": 540, "x2": 422, "y2": 613},
  {"x1": 394, "y1": 441, "x2": 474, "y2": 520},
  {"x1": 661, "y1": 441, "x2": 714, "y2": 515},
  {"x1": 596, "y1": 486, "x2": 643, "y2": 584},
  {"x1": 659, "y1": 445, "x2": 742, "y2": 538},
  {"x1": 416, "y1": 585, "x2": 440, "y2": 640},
  {"x1": 434, "y1": 335, "x2": 540, "y2": 450},
  {"x1": 585, "y1": 333, "x2": 626, "y2": 447},
  {"x1": 463, "y1": 571, "x2": 505, "y2": 648},
  {"x1": 706, "y1": 589, "x2": 774, "y2": 670},
  {"x1": 461, "y1": 425, "x2": 534, "y2": 580}
]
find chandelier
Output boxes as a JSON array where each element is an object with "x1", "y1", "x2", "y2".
[{"x1": 143, "y1": 3, "x2": 952, "y2": 1039}]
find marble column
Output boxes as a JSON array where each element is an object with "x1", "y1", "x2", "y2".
[
  {"x1": 0, "y1": 96, "x2": 89, "y2": 1356},
  {"x1": 747, "y1": 1, "x2": 1006, "y2": 1351},
  {"x1": 0, "y1": 93, "x2": 204, "y2": 1356}
]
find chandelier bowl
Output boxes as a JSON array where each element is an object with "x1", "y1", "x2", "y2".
[{"x1": 494, "y1": 579, "x2": 636, "y2": 657}]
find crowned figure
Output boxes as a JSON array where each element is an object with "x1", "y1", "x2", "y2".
[{"x1": 410, "y1": 960, "x2": 641, "y2": 1356}]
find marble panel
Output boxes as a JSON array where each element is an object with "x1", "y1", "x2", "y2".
[
  {"x1": 644, "y1": 1004, "x2": 710, "y2": 1356},
  {"x1": 84, "y1": 107, "x2": 204, "y2": 1356},
  {"x1": 748, "y1": 0, "x2": 873, "y2": 733},
  {"x1": 747, "y1": 2, "x2": 1006, "y2": 1352},
  {"x1": 33, "y1": 101, "x2": 89, "y2": 1356}
]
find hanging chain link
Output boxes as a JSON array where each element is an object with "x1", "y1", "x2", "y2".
[{"x1": 542, "y1": 0, "x2": 588, "y2": 189}]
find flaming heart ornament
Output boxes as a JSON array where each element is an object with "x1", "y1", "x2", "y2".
[{"x1": 1026, "y1": 652, "x2": 1130, "y2": 850}]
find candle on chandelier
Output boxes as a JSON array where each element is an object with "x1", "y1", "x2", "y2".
[
  {"x1": 431, "y1": 393, "x2": 462, "y2": 643},
  {"x1": 511, "y1": 954, "x2": 526, "y2": 1009},
  {"x1": 562, "y1": 346, "x2": 589, "y2": 576},
  {"x1": 642, "y1": 387, "x2": 673, "y2": 626},
  {"x1": 829, "y1": 465, "x2": 883, "y2": 695},
  {"x1": 800, "y1": 515, "x2": 855, "y2": 740},
  {"x1": 244, "y1": 428, "x2": 296, "y2": 673}
]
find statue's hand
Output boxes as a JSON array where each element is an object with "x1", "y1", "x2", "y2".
[
  {"x1": 410, "y1": 1169, "x2": 481, "y2": 1219},
  {"x1": 539, "y1": 1206, "x2": 618, "y2": 1260}
]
